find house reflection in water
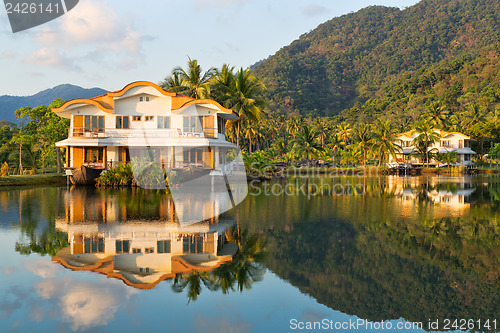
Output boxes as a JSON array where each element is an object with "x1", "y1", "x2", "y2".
[
  {"x1": 386, "y1": 176, "x2": 476, "y2": 217},
  {"x1": 52, "y1": 188, "x2": 238, "y2": 289}
]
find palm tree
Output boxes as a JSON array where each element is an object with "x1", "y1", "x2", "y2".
[
  {"x1": 161, "y1": 57, "x2": 215, "y2": 99},
  {"x1": 158, "y1": 72, "x2": 184, "y2": 93},
  {"x1": 290, "y1": 124, "x2": 323, "y2": 161},
  {"x1": 286, "y1": 116, "x2": 302, "y2": 136},
  {"x1": 426, "y1": 101, "x2": 449, "y2": 128},
  {"x1": 352, "y1": 123, "x2": 373, "y2": 167},
  {"x1": 336, "y1": 122, "x2": 351, "y2": 147},
  {"x1": 313, "y1": 118, "x2": 329, "y2": 148},
  {"x1": 328, "y1": 133, "x2": 343, "y2": 166},
  {"x1": 372, "y1": 120, "x2": 402, "y2": 166},
  {"x1": 340, "y1": 145, "x2": 362, "y2": 166},
  {"x1": 211, "y1": 64, "x2": 235, "y2": 102},
  {"x1": 411, "y1": 121, "x2": 440, "y2": 168},
  {"x1": 463, "y1": 103, "x2": 490, "y2": 158},
  {"x1": 172, "y1": 271, "x2": 218, "y2": 303},
  {"x1": 219, "y1": 68, "x2": 267, "y2": 148},
  {"x1": 242, "y1": 121, "x2": 257, "y2": 153},
  {"x1": 463, "y1": 103, "x2": 487, "y2": 129}
]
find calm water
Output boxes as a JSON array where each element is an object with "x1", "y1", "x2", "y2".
[{"x1": 0, "y1": 175, "x2": 498, "y2": 332}]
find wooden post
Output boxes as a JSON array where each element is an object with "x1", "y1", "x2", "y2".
[{"x1": 57, "y1": 147, "x2": 62, "y2": 173}]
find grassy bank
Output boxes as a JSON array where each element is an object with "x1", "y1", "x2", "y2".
[{"x1": 0, "y1": 173, "x2": 66, "y2": 186}]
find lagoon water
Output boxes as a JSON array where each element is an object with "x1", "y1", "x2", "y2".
[{"x1": 0, "y1": 175, "x2": 498, "y2": 332}]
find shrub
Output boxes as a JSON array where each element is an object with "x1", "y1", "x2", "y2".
[{"x1": 95, "y1": 163, "x2": 133, "y2": 187}]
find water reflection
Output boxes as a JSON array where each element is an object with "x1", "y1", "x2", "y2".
[
  {"x1": 17, "y1": 187, "x2": 267, "y2": 298},
  {"x1": 239, "y1": 176, "x2": 500, "y2": 331}
]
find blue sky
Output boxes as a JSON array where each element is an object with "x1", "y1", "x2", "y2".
[{"x1": 0, "y1": 0, "x2": 419, "y2": 96}]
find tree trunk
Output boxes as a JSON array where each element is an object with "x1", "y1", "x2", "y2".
[
  {"x1": 236, "y1": 120, "x2": 240, "y2": 148},
  {"x1": 19, "y1": 143, "x2": 23, "y2": 175}
]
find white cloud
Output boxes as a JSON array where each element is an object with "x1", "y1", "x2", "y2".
[
  {"x1": 31, "y1": 0, "x2": 145, "y2": 70},
  {"x1": 24, "y1": 260, "x2": 59, "y2": 279},
  {"x1": 24, "y1": 48, "x2": 82, "y2": 71},
  {"x1": 301, "y1": 4, "x2": 328, "y2": 17},
  {"x1": 35, "y1": 277, "x2": 137, "y2": 331}
]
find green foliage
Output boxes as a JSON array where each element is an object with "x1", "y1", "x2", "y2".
[
  {"x1": 252, "y1": 0, "x2": 500, "y2": 124},
  {"x1": 0, "y1": 161, "x2": 8, "y2": 176},
  {"x1": 489, "y1": 143, "x2": 500, "y2": 159},
  {"x1": 95, "y1": 163, "x2": 134, "y2": 187}
]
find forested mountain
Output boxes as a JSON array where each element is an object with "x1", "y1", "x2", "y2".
[
  {"x1": 252, "y1": 0, "x2": 500, "y2": 119},
  {"x1": 0, "y1": 84, "x2": 107, "y2": 123}
]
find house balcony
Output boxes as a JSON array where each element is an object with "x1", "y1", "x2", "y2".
[{"x1": 69, "y1": 127, "x2": 219, "y2": 139}]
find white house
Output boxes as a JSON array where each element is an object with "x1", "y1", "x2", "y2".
[
  {"x1": 53, "y1": 81, "x2": 239, "y2": 172},
  {"x1": 389, "y1": 129, "x2": 476, "y2": 166}
]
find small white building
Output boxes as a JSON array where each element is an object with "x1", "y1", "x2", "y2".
[
  {"x1": 53, "y1": 81, "x2": 239, "y2": 173},
  {"x1": 389, "y1": 129, "x2": 476, "y2": 166}
]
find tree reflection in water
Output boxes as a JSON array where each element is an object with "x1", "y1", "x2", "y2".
[{"x1": 172, "y1": 226, "x2": 267, "y2": 302}]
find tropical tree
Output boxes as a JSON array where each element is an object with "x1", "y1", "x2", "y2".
[
  {"x1": 352, "y1": 123, "x2": 373, "y2": 167},
  {"x1": 218, "y1": 68, "x2": 267, "y2": 148},
  {"x1": 160, "y1": 57, "x2": 215, "y2": 99},
  {"x1": 158, "y1": 72, "x2": 184, "y2": 93},
  {"x1": 290, "y1": 124, "x2": 323, "y2": 161},
  {"x1": 312, "y1": 118, "x2": 329, "y2": 148},
  {"x1": 286, "y1": 116, "x2": 302, "y2": 136},
  {"x1": 426, "y1": 101, "x2": 449, "y2": 129},
  {"x1": 372, "y1": 120, "x2": 402, "y2": 166},
  {"x1": 411, "y1": 121, "x2": 440, "y2": 168},
  {"x1": 336, "y1": 122, "x2": 351, "y2": 147}
]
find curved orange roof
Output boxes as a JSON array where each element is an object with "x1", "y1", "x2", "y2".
[
  {"x1": 171, "y1": 98, "x2": 234, "y2": 114},
  {"x1": 53, "y1": 98, "x2": 113, "y2": 114},
  {"x1": 107, "y1": 81, "x2": 176, "y2": 98},
  {"x1": 52, "y1": 81, "x2": 238, "y2": 118}
]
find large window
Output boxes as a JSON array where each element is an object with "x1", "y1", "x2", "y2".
[
  {"x1": 84, "y1": 147, "x2": 104, "y2": 163},
  {"x1": 157, "y1": 240, "x2": 171, "y2": 253},
  {"x1": 440, "y1": 140, "x2": 451, "y2": 147},
  {"x1": 84, "y1": 236, "x2": 104, "y2": 253},
  {"x1": 183, "y1": 147, "x2": 203, "y2": 164},
  {"x1": 116, "y1": 240, "x2": 130, "y2": 254},
  {"x1": 157, "y1": 116, "x2": 171, "y2": 129},
  {"x1": 183, "y1": 235, "x2": 204, "y2": 254},
  {"x1": 116, "y1": 116, "x2": 130, "y2": 129},
  {"x1": 183, "y1": 116, "x2": 203, "y2": 132},
  {"x1": 84, "y1": 116, "x2": 104, "y2": 132}
]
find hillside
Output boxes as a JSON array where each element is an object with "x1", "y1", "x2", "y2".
[
  {"x1": 252, "y1": 0, "x2": 500, "y2": 118},
  {"x1": 0, "y1": 84, "x2": 107, "y2": 123}
]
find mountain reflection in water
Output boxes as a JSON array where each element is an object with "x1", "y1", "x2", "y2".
[{"x1": 3, "y1": 176, "x2": 499, "y2": 332}]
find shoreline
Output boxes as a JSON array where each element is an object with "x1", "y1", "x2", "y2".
[{"x1": 0, "y1": 174, "x2": 67, "y2": 187}]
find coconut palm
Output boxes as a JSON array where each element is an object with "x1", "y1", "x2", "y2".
[
  {"x1": 411, "y1": 120, "x2": 440, "y2": 168},
  {"x1": 211, "y1": 64, "x2": 235, "y2": 102},
  {"x1": 463, "y1": 103, "x2": 487, "y2": 129},
  {"x1": 313, "y1": 118, "x2": 329, "y2": 148},
  {"x1": 162, "y1": 57, "x2": 215, "y2": 99},
  {"x1": 158, "y1": 72, "x2": 184, "y2": 93},
  {"x1": 372, "y1": 120, "x2": 402, "y2": 166},
  {"x1": 287, "y1": 116, "x2": 302, "y2": 136},
  {"x1": 426, "y1": 101, "x2": 449, "y2": 128},
  {"x1": 336, "y1": 122, "x2": 351, "y2": 147},
  {"x1": 219, "y1": 68, "x2": 267, "y2": 148},
  {"x1": 290, "y1": 124, "x2": 323, "y2": 161},
  {"x1": 352, "y1": 123, "x2": 373, "y2": 167},
  {"x1": 328, "y1": 133, "x2": 343, "y2": 166}
]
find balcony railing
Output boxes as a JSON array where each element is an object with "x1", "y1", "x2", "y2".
[{"x1": 70, "y1": 127, "x2": 219, "y2": 139}]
